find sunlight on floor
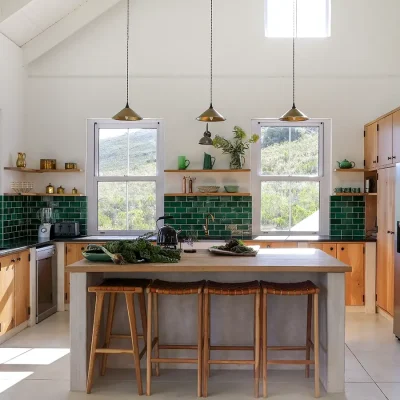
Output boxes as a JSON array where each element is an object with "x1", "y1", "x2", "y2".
[
  {"x1": 0, "y1": 349, "x2": 31, "y2": 364},
  {"x1": 4, "y1": 348, "x2": 70, "y2": 365},
  {"x1": 0, "y1": 372, "x2": 33, "y2": 394}
]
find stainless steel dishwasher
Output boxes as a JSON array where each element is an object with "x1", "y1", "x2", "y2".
[{"x1": 36, "y1": 245, "x2": 57, "y2": 323}]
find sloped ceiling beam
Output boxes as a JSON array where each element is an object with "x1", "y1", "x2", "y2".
[
  {"x1": 0, "y1": 0, "x2": 34, "y2": 23},
  {"x1": 23, "y1": 0, "x2": 122, "y2": 65}
]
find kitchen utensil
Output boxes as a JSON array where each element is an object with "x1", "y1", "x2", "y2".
[
  {"x1": 178, "y1": 156, "x2": 190, "y2": 170},
  {"x1": 54, "y1": 222, "x2": 80, "y2": 238},
  {"x1": 40, "y1": 159, "x2": 56, "y2": 170},
  {"x1": 188, "y1": 177, "x2": 196, "y2": 193},
  {"x1": 224, "y1": 185, "x2": 239, "y2": 193},
  {"x1": 56, "y1": 185, "x2": 65, "y2": 194},
  {"x1": 72, "y1": 187, "x2": 78, "y2": 194},
  {"x1": 65, "y1": 162, "x2": 77, "y2": 170},
  {"x1": 46, "y1": 183, "x2": 55, "y2": 194},
  {"x1": 203, "y1": 153, "x2": 216, "y2": 170},
  {"x1": 182, "y1": 176, "x2": 187, "y2": 193},
  {"x1": 337, "y1": 159, "x2": 355, "y2": 169},
  {"x1": 197, "y1": 186, "x2": 219, "y2": 193},
  {"x1": 208, "y1": 245, "x2": 260, "y2": 256},
  {"x1": 156, "y1": 216, "x2": 182, "y2": 249},
  {"x1": 16, "y1": 152, "x2": 26, "y2": 168}
]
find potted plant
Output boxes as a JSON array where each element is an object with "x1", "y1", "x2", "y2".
[{"x1": 212, "y1": 126, "x2": 259, "y2": 169}]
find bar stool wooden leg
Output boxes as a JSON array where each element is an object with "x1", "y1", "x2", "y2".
[
  {"x1": 254, "y1": 292, "x2": 260, "y2": 398},
  {"x1": 203, "y1": 292, "x2": 210, "y2": 397},
  {"x1": 313, "y1": 293, "x2": 320, "y2": 398},
  {"x1": 101, "y1": 292, "x2": 117, "y2": 376},
  {"x1": 146, "y1": 291, "x2": 153, "y2": 396},
  {"x1": 208, "y1": 293, "x2": 211, "y2": 378},
  {"x1": 305, "y1": 294, "x2": 312, "y2": 379},
  {"x1": 139, "y1": 292, "x2": 148, "y2": 345},
  {"x1": 197, "y1": 292, "x2": 203, "y2": 398},
  {"x1": 154, "y1": 293, "x2": 160, "y2": 377},
  {"x1": 262, "y1": 292, "x2": 267, "y2": 398},
  {"x1": 87, "y1": 292, "x2": 105, "y2": 394},
  {"x1": 126, "y1": 293, "x2": 143, "y2": 395}
]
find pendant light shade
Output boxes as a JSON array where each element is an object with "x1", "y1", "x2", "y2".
[
  {"x1": 199, "y1": 123, "x2": 213, "y2": 145},
  {"x1": 197, "y1": 0, "x2": 225, "y2": 122},
  {"x1": 280, "y1": 0, "x2": 308, "y2": 122},
  {"x1": 113, "y1": 0, "x2": 142, "y2": 121}
]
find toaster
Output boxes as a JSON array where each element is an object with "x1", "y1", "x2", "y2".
[{"x1": 54, "y1": 222, "x2": 80, "y2": 238}]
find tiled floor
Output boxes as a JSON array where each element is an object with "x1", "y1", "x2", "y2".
[{"x1": 0, "y1": 312, "x2": 398, "y2": 399}]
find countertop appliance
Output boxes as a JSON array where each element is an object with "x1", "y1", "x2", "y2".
[
  {"x1": 156, "y1": 216, "x2": 181, "y2": 249},
  {"x1": 37, "y1": 207, "x2": 57, "y2": 240},
  {"x1": 54, "y1": 222, "x2": 80, "y2": 238},
  {"x1": 36, "y1": 245, "x2": 57, "y2": 323}
]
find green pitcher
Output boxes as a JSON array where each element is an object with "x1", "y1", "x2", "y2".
[{"x1": 203, "y1": 153, "x2": 216, "y2": 170}]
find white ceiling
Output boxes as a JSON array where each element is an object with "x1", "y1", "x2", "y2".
[{"x1": 0, "y1": 0, "x2": 88, "y2": 46}]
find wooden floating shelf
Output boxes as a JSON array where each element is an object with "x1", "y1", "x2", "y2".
[
  {"x1": 165, "y1": 192, "x2": 251, "y2": 197},
  {"x1": 164, "y1": 169, "x2": 251, "y2": 173},
  {"x1": 333, "y1": 193, "x2": 377, "y2": 196},
  {"x1": 333, "y1": 169, "x2": 366, "y2": 172},
  {"x1": 4, "y1": 193, "x2": 85, "y2": 197},
  {"x1": 4, "y1": 167, "x2": 84, "y2": 173},
  {"x1": 367, "y1": 193, "x2": 377, "y2": 196}
]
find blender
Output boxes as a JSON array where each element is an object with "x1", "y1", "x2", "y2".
[{"x1": 37, "y1": 208, "x2": 56, "y2": 239}]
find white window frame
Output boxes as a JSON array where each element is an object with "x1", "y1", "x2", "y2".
[
  {"x1": 264, "y1": 0, "x2": 331, "y2": 38},
  {"x1": 251, "y1": 119, "x2": 332, "y2": 236},
  {"x1": 86, "y1": 118, "x2": 164, "y2": 236}
]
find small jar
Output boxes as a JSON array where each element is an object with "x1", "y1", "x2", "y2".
[
  {"x1": 56, "y1": 185, "x2": 65, "y2": 194},
  {"x1": 72, "y1": 187, "x2": 78, "y2": 194},
  {"x1": 46, "y1": 183, "x2": 54, "y2": 194}
]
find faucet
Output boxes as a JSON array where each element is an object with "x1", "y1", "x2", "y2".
[{"x1": 203, "y1": 213, "x2": 215, "y2": 236}]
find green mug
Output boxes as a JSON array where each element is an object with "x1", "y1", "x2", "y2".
[{"x1": 178, "y1": 156, "x2": 190, "y2": 170}]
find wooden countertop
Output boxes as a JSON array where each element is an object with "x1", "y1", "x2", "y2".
[{"x1": 66, "y1": 249, "x2": 351, "y2": 273}]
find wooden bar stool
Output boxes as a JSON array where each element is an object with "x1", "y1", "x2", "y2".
[
  {"x1": 87, "y1": 278, "x2": 151, "y2": 395},
  {"x1": 203, "y1": 280, "x2": 261, "y2": 398},
  {"x1": 260, "y1": 280, "x2": 320, "y2": 398},
  {"x1": 146, "y1": 279, "x2": 206, "y2": 397}
]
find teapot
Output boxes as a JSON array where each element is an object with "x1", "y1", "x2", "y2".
[
  {"x1": 337, "y1": 159, "x2": 355, "y2": 169},
  {"x1": 156, "y1": 216, "x2": 182, "y2": 248}
]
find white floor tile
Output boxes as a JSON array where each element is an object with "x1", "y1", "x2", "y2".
[
  {"x1": 377, "y1": 382, "x2": 400, "y2": 400},
  {"x1": 343, "y1": 383, "x2": 387, "y2": 400},
  {"x1": 345, "y1": 346, "x2": 373, "y2": 383}
]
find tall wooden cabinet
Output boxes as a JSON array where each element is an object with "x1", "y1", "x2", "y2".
[
  {"x1": 376, "y1": 167, "x2": 395, "y2": 315},
  {"x1": 15, "y1": 251, "x2": 30, "y2": 327},
  {"x1": 365, "y1": 122, "x2": 378, "y2": 169},
  {"x1": 378, "y1": 114, "x2": 394, "y2": 168}
]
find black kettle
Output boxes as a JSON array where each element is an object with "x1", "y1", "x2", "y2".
[{"x1": 156, "y1": 216, "x2": 182, "y2": 248}]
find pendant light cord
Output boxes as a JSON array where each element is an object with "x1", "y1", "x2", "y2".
[
  {"x1": 292, "y1": 0, "x2": 296, "y2": 108},
  {"x1": 210, "y1": 0, "x2": 213, "y2": 107},
  {"x1": 126, "y1": 0, "x2": 130, "y2": 107}
]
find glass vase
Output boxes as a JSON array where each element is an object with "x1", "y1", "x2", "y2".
[{"x1": 230, "y1": 153, "x2": 245, "y2": 169}]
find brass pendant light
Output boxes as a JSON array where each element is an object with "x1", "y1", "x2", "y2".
[
  {"x1": 280, "y1": 0, "x2": 308, "y2": 122},
  {"x1": 197, "y1": 0, "x2": 225, "y2": 122},
  {"x1": 113, "y1": 0, "x2": 142, "y2": 121}
]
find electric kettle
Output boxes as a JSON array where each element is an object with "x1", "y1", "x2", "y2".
[{"x1": 156, "y1": 216, "x2": 182, "y2": 248}]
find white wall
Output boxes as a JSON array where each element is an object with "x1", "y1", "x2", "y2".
[
  {"x1": 0, "y1": 33, "x2": 26, "y2": 194},
  {"x1": 23, "y1": 0, "x2": 400, "y2": 195}
]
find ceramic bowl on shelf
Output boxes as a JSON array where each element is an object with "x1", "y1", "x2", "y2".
[
  {"x1": 197, "y1": 186, "x2": 220, "y2": 193},
  {"x1": 224, "y1": 185, "x2": 239, "y2": 193}
]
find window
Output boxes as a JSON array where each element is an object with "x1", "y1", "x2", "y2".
[
  {"x1": 265, "y1": 0, "x2": 331, "y2": 38},
  {"x1": 87, "y1": 120, "x2": 164, "y2": 235},
  {"x1": 251, "y1": 120, "x2": 331, "y2": 235}
]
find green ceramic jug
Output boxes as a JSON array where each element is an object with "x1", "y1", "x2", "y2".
[
  {"x1": 203, "y1": 153, "x2": 216, "y2": 170},
  {"x1": 337, "y1": 159, "x2": 355, "y2": 169}
]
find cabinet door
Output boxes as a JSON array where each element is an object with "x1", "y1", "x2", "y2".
[
  {"x1": 263, "y1": 242, "x2": 298, "y2": 248},
  {"x1": 337, "y1": 244, "x2": 365, "y2": 306},
  {"x1": 365, "y1": 123, "x2": 378, "y2": 169},
  {"x1": 392, "y1": 110, "x2": 400, "y2": 162},
  {"x1": 378, "y1": 114, "x2": 393, "y2": 167},
  {"x1": 0, "y1": 256, "x2": 15, "y2": 335},
  {"x1": 15, "y1": 251, "x2": 30, "y2": 327},
  {"x1": 306, "y1": 243, "x2": 337, "y2": 258}
]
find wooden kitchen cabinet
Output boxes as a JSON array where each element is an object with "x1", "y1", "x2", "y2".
[
  {"x1": 0, "y1": 255, "x2": 16, "y2": 335},
  {"x1": 393, "y1": 110, "x2": 400, "y2": 162},
  {"x1": 15, "y1": 250, "x2": 30, "y2": 327},
  {"x1": 337, "y1": 244, "x2": 365, "y2": 306},
  {"x1": 376, "y1": 167, "x2": 396, "y2": 315},
  {"x1": 243, "y1": 241, "x2": 298, "y2": 248},
  {"x1": 364, "y1": 122, "x2": 378, "y2": 169},
  {"x1": 377, "y1": 114, "x2": 394, "y2": 168},
  {"x1": 306, "y1": 243, "x2": 337, "y2": 258}
]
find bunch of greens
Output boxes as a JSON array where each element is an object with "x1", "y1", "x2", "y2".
[
  {"x1": 213, "y1": 126, "x2": 259, "y2": 158},
  {"x1": 85, "y1": 235, "x2": 181, "y2": 264},
  {"x1": 212, "y1": 239, "x2": 256, "y2": 254}
]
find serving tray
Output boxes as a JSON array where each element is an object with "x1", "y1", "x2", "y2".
[{"x1": 208, "y1": 245, "x2": 260, "y2": 257}]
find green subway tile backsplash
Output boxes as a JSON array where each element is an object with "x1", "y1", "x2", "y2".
[
  {"x1": 329, "y1": 196, "x2": 365, "y2": 238},
  {"x1": 0, "y1": 195, "x2": 87, "y2": 242},
  {"x1": 164, "y1": 195, "x2": 252, "y2": 239}
]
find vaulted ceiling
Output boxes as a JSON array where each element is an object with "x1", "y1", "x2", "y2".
[{"x1": 0, "y1": 0, "x2": 122, "y2": 64}]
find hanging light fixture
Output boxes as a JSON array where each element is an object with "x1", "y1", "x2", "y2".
[
  {"x1": 197, "y1": 0, "x2": 225, "y2": 122},
  {"x1": 280, "y1": 0, "x2": 308, "y2": 122},
  {"x1": 199, "y1": 123, "x2": 213, "y2": 145},
  {"x1": 113, "y1": 0, "x2": 142, "y2": 121}
]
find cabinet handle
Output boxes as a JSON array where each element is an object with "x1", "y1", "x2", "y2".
[
  {"x1": 17, "y1": 258, "x2": 21, "y2": 262},
  {"x1": 330, "y1": 247, "x2": 334, "y2": 251},
  {"x1": 266, "y1": 245, "x2": 271, "y2": 248},
  {"x1": 341, "y1": 247, "x2": 344, "y2": 251},
  {"x1": 393, "y1": 156, "x2": 397, "y2": 160},
  {"x1": 373, "y1": 160, "x2": 376, "y2": 163},
  {"x1": 388, "y1": 156, "x2": 392, "y2": 160},
  {"x1": 392, "y1": 231, "x2": 395, "y2": 235},
  {"x1": 81, "y1": 247, "x2": 84, "y2": 250},
  {"x1": 11, "y1": 259, "x2": 15, "y2": 263}
]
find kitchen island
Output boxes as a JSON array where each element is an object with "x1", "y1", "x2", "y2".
[{"x1": 66, "y1": 248, "x2": 351, "y2": 395}]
